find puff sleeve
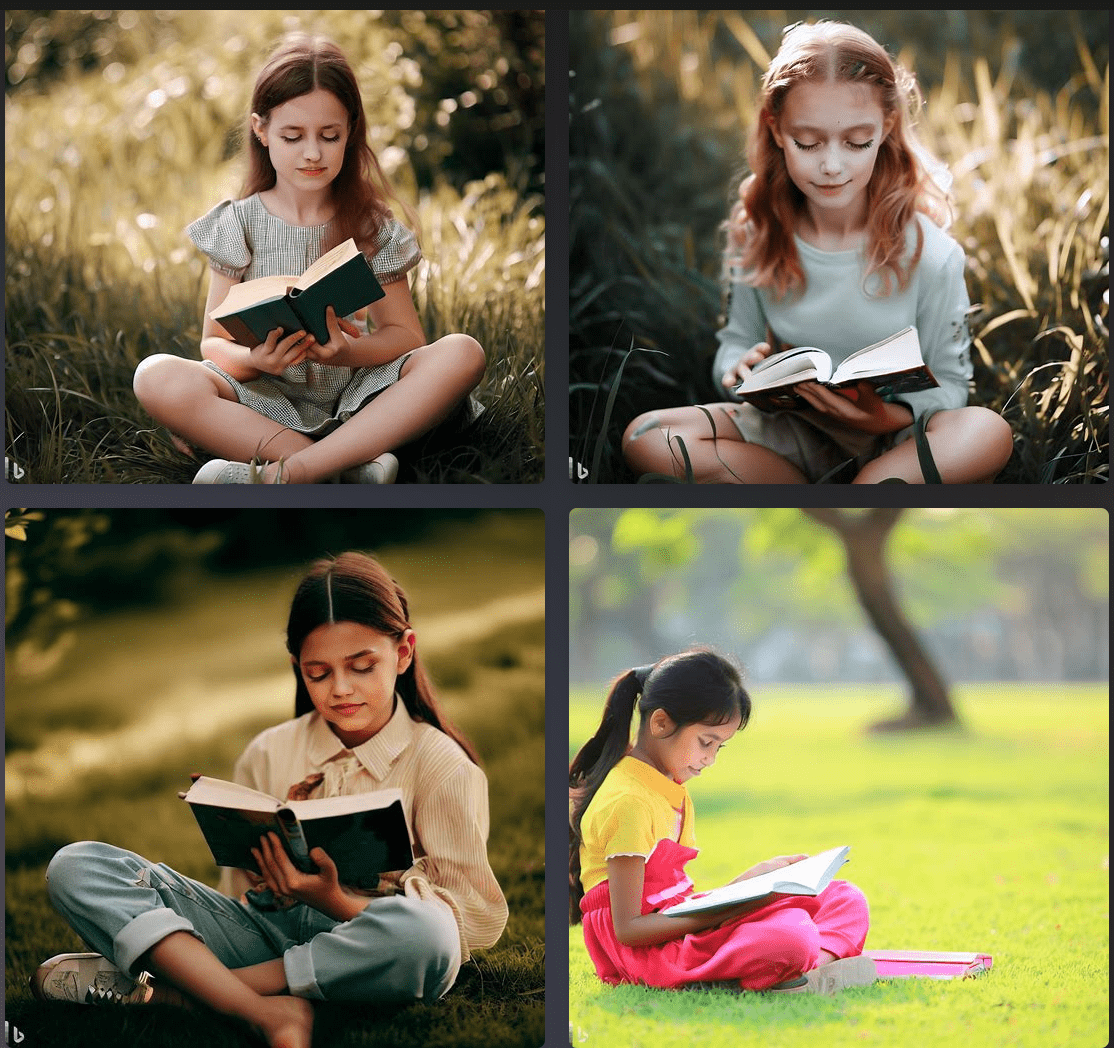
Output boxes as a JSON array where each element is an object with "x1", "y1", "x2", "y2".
[
  {"x1": 185, "y1": 199, "x2": 252, "y2": 278},
  {"x1": 370, "y1": 216, "x2": 421, "y2": 284}
]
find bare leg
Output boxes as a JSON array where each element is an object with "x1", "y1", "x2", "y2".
[
  {"x1": 816, "y1": 949, "x2": 839, "y2": 966},
  {"x1": 272, "y1": 334, "x2": 485, "y2": 484},
  {"x1": 141, "y1": 932, "x2": 313, "y2": 1048},
  {"x1": 853, "y1": 406, "x2": 1013, "y2": 484},
  {"x1": 133, "y1": 355, "x2": 313, "y2": 464},
  {"x1": 622, "y1": 405, "x2": 807, "y2": 483}
]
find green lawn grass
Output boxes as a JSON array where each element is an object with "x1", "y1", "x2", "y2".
[
  {"x1": 569, "y1": 685, "x2": 1109, "y2": 1048},
  {"x1": 4, "y1": 538, "x2": 544, "y2": 1047}
]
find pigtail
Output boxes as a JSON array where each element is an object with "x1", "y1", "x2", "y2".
[{"x1": 568, "y1": 667, "x2": 643, "y2": 924}]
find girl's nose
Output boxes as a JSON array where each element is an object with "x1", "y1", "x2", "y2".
[
  {"x1": 333, "y1": 671, "x2": 354, "y2": 695},
  {"x1": 819, "y1": 146, "x2": 841, "y2": 175}
]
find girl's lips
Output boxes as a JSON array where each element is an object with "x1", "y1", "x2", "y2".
[
  {"x1": 332, "y1": 703, "x2": 363, "y2": 714},
  {"x1": 299, "y1": 168, "x2": 327, "y2": 176}
]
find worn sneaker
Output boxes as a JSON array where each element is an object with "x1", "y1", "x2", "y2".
[
  {"x1": 192, "y1": 459, "x2": 277, "y2": 484},
  {"x1": 803, "y1": 955, "x2": 878, "y2": 995},
  {"x1": 339, "y1": 452, "x2": 399, "y2": 484},
  {"x1": 30, "y1": 952, "x2": 154, "y2": 1005}
]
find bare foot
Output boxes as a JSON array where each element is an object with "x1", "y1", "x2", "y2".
[{"x1": 256, "y1": 996, "x2": 314, "y2": 1048}]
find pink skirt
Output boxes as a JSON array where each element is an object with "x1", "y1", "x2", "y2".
[{"x1": 580, "y1": 838, "x2": 870, "y2": 990}]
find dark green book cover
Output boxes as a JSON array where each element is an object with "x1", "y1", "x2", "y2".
[{"x1": 211, "y1": 239, "x2": 386, "y2": 348}]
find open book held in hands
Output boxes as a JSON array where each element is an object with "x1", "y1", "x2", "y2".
[
  {"x1": 181, "y1": 776, "x2": 412, "y2": 889},
  {"x1": 734, "y1": 326, "x2": 937, "y2": 411},
  {"x1": 665, "y1": 845, "x2": 851, "y2": 917},
  {"x1": 210, "y1": 238, "x2": 385, "y2": 349}
]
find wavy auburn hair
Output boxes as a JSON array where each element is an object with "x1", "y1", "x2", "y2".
[
  {"x1": 287, "y1": 552, "x2": 478, "y2": 764},
  {"x1": 242, "y1": 33, "x2": 418, "y2": 255},
  {"x1": 725, "y1": 20, "x2": 952, "y2": 299}
]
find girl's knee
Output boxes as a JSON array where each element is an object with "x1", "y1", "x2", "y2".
[
  {"x1": 385, "y1": 903, "x2": 461, "y2": 998},
  {"x1": 132, "y1": 353, "x2": 185, "y2": 406},
  {"x1": 433, "y1": 333, "x2": 486, "y2": 388},
  {"x1": 46, "y1": 841, "x2": 110, "y2": 905}
]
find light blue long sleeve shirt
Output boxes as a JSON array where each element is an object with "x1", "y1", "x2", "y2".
[{"x1": 713, "y1": 213, "x2": 974, "y2": 421}]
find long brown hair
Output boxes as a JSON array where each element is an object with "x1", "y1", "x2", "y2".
[
  {"x1": 725, "y1": 20, "x2": 951, "y2": 299},
  {"x1": 287, "y1": 552, "x2": 478, "y2": 764},
  {"x1": 242, "y1": 33, "x2": 418, "y2": 255},
  {"x1": 568, "y1": 648, "x2": 750, "y2": 923}
]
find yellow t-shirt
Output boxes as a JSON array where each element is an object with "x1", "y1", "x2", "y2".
[{"x1": 578, "y1": 755, "x2": 697, "y2": 895}]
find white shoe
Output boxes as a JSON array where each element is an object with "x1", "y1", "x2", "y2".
[
  {"x1": 803, "y1": 956, "x2": 878, "y2": 995},
  {"x1": 339, "y1": 452, "x2": 399, "y2": 484},
  {"x1": 30, "y1": 952, "x2": 154, "y2": 1005},
  {"x1": 192, "y1": 459, "x2": 274, "y2": 484}
]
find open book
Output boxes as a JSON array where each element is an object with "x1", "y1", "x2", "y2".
[
  {"x1": 734, "y1": 326, "x2": 937, "y2": 410},
  {"x1": 665, "y1": 845, "x2": 850, "y2": 917},
  {"x1": 181, "y1": 776, "x2": 412, "y2": 889},
  {"x1": 210, "y1": 237, "x2": 385, "y2": 349}
]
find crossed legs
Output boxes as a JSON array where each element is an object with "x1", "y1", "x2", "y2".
[
  {"x1": 133, "y1": 334, "x2": 485, "y2": 482},
  {"x1": 622, "y1": 403, "x2": 1013, "y2": 483}
]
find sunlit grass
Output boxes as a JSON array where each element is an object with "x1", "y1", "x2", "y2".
[
  {"x1": 568, "y1": 684, "x2": 1109, "y2": 1047},
  {"x1": 570, "y1": 11, "x2": 1108, "y2": 483},
  {"x1": 4, "y1": 11, "x2": 544, "y2": 483}
]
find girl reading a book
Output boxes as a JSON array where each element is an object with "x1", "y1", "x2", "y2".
[
  {"x1": 132, "y1": 33, "x2": 485, "y2": 483},
  {"x1": 570, "y1": 648, "x2": 875, "y2": 993},
  {"x1": 33, "y1": 552, "x2": 508, "y2": 1048},
  {"x1": 621, "y1": 20, "x2": 1014, "y2": 483}
]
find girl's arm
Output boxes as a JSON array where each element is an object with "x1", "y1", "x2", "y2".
[
  {"x1": 302, "y1": 280, "x2": 428, "y2": 369},
  {"x1": 199, "y1": 267, "x2": 314, "y2": 381},
  {"x1": 606, "y1": 855, "x2": 771, "y2": 948}
]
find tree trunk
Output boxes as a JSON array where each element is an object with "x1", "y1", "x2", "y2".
[{"x1": 803, "y1": 508, "x2": 961, "y2": 731}]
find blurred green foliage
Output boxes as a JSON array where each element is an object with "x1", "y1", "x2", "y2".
[{"x1": 4, "y1": 9, "x2": 544, "y2": 196}]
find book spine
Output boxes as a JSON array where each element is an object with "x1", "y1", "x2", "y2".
[{"x1": 276, "y1": 808, "x2": 316, "y2": 873}]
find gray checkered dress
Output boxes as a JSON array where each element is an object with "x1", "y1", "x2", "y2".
[{"x1": 186, "y1": 195, "x2": 422, "y2": 436}]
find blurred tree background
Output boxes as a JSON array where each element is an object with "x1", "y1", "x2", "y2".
[
  {"x1": 569, "y1": 508, "x2": 1108, "y2": 691},
  {"x1": 4, "y1": 10, "x2": 545, "y2": 482},
  {"x1": 569, "y1": 10, "x2": 1108, "y2": 482}
]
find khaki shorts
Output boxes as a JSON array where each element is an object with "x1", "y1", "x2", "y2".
[{"x1": 729, "y1": 403, "x2": 913, "y2": 483}]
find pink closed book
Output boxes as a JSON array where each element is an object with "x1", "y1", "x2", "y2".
[{"x1": 864, "y1": 950, "x2": 993, "y2": 979}]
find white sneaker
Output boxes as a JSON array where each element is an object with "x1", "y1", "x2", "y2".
[
  {"x1": 192, "y1": 459, "x2": 275, "y2": 484},
  {"x1": 339, "y1": 452, "x2": 399, "y2": 484},
  {"x1": 804, "y1": 956, "x2": 878, "y2": 995},
  {"x1": 30, "y1": 952, "x2": 154, "y2": 1005}
]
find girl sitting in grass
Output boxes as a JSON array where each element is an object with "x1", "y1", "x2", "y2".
[
  {"x1": 621, "y1": 20, "x2": 1014, "y2": 483},
  {"x1": 133, "y1": 33, "x2": 485, "y2": 484},
  {"x1": 569, "y1": 648, "x2": 876, "y2": 994},
  {"x1": 32, "y1": 552, "x2": 508, "y2": 1048}
]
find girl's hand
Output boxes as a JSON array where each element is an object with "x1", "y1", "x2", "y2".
[
  {"x1": 304, "y1": 305, "x2": 362, "y2": 364},
  {"x1": 721, "y1": 341, "x2": 773, "y2": 392},
  {"x1": 795, "y1": 381, "x2": 913, "y2": 435},
  {"x1": 731, "y1": 853, "x2": 809, "y2": 883},
  {"x1": 251, "y1": 832, "x2": 343, "y2": 914},
  {"x1": 248, "y1": 327, "x2": 311, "y2": 375}
]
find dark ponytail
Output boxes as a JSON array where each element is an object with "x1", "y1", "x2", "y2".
[
  {"x1": 287, "y1": 551, "x2": 479, "y2": 764},
  {"x1": 568, "y1": 647, "x2": 750, "y2": 924}
]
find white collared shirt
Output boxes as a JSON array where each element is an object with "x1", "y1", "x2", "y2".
[{"x1": 219, "y1": 698, "x2": 507, "y2": 959}]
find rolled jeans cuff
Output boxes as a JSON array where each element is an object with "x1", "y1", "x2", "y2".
[
  {"x1": 283, "y1": 942, "x2": 326, "y2": 1000},
  {"x1": 114, "y1": 907, "x2": 202, "y2": 977}
]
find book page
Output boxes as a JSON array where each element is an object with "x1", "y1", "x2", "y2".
[
  {"x1": 212, "y1": 275, "x2": 296, "y2": 315},
  {"x1": 284, "y1": 786, "x2": 405, "y2": 821},
  {"x1": 294, "y1": 237, "x2": 360, "y2": 290},
  {"x1": 831, "y1": 326, "x2": 921, "y2": 382},
  {"x1": 183, "y1": 776, "x2": 280, "y2": 812}
]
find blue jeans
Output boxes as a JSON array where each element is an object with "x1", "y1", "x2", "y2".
[{"x1": 45, "y1": 841, "x2": 461, "y2": 1002}]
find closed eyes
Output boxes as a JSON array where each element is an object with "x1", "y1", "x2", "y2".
[{"x1": 793, "y1": 139, "x2": 874, "y2": 152}]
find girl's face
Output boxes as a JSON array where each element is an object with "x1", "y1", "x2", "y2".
[
  {"x1": 638, "y1": 710, "x2": 741, "y2": 784},
  {"x1": 769, "y1": 78, "x2": 895, "y2": 229},
  {"x1": 252, "y1": 87, "x2": 350, "y2": 195},
  {"x1": 296, "y1": 620, "x2": 414, "y2": 748}
]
